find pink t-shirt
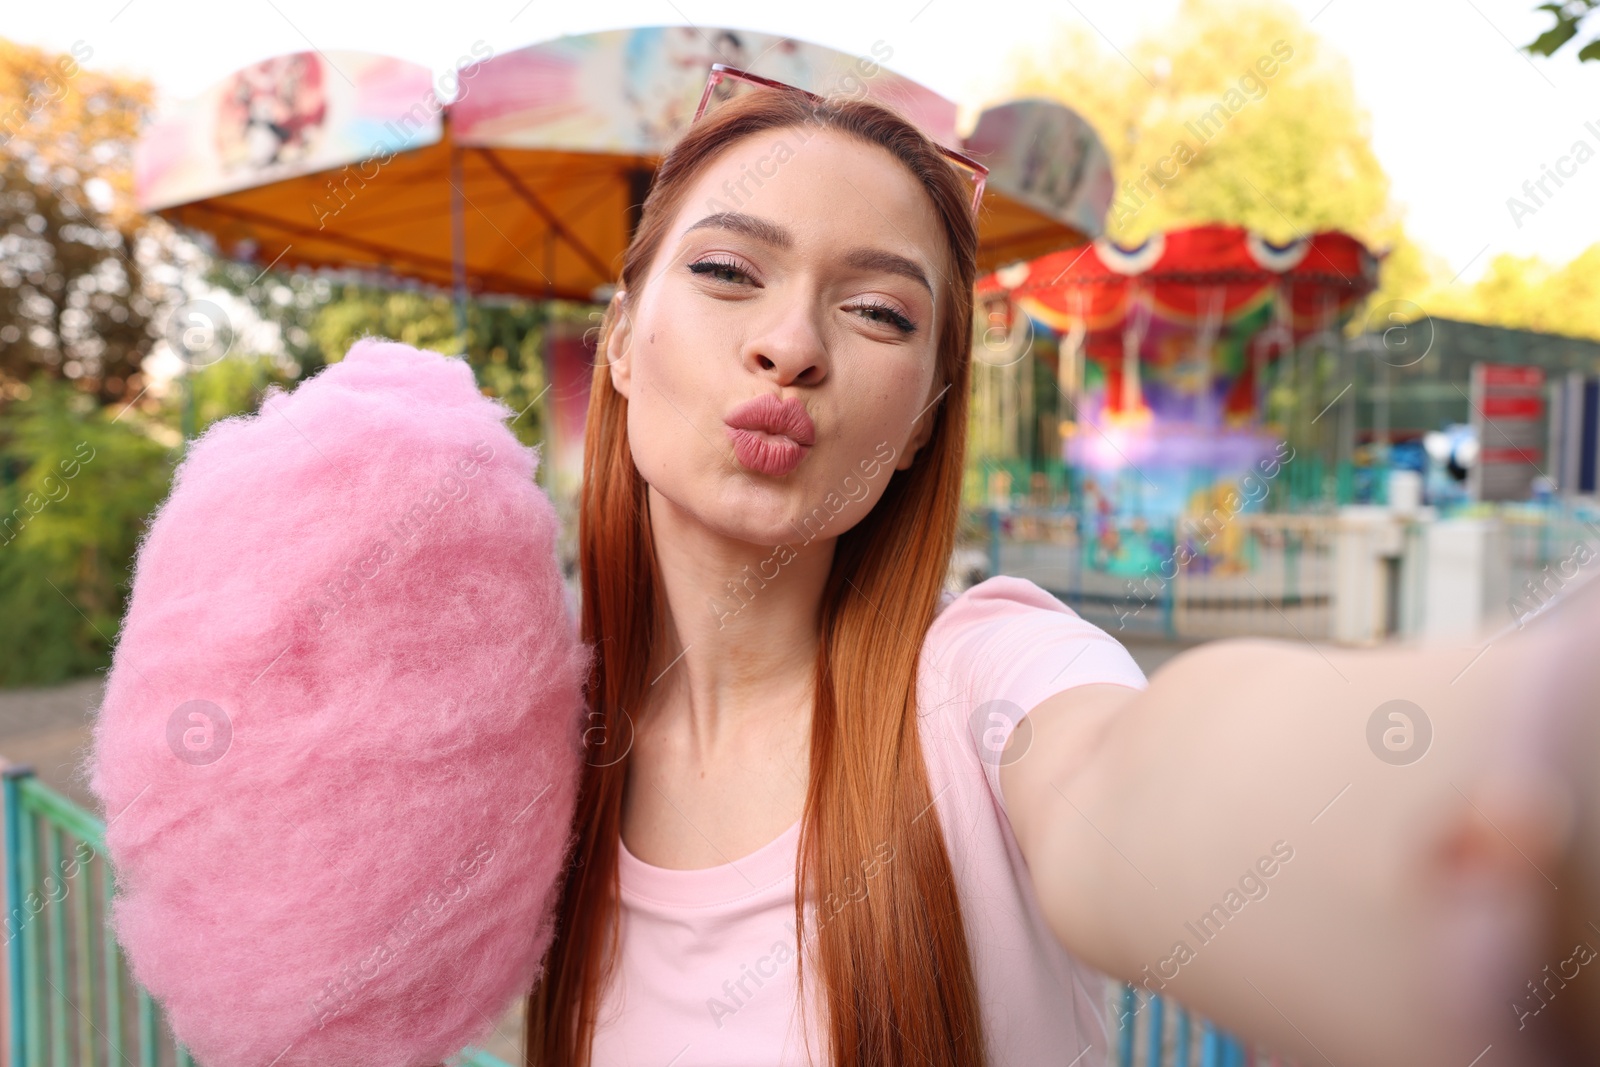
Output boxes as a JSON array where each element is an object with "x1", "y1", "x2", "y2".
[{"x1": 591, "y1": 575, "x2": 1150, "y2": 1066}]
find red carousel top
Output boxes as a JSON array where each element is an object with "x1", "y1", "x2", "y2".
[{"x1": 978, "y1": 223, "x2": 1379, "y2": 339}]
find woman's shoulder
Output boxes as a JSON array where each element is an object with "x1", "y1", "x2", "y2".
[
  {"x1": 928, "y1": 574, "x2": 1086, "y2": 644},
  {"x1": 922, "y1": 573, "x2": 1147, "y2": 709},
  {"x1": 918, "y1": 573, "x2": 1146, "y2": 823}
]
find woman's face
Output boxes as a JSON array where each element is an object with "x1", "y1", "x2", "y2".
[{"x1": 604, "y1": 126, "x2": 951, "y2": 551}]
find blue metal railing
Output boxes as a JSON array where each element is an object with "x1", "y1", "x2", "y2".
[{"x1": 1110, "y1": 982, "x2": 1276, "y2": 1066}]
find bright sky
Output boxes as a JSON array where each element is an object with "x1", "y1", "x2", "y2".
[{"x1": 5, "y1": 0, "x2": 1599, "y2": 282}]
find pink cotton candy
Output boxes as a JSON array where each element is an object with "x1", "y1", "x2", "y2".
[{"x1": 83, "y1": 337, "x2": 591, "y2": 1067}]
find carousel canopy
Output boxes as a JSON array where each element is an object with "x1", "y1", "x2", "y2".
[
  {"x1": 978, "y1": 223, "x2": 1379, "y2": 339},
  {"x1": 136, "y1": 28, "x2": 1117, "y2": 302},
  {"x1": 974, "y1": 223, "x2": 1381, "y2": 449}
]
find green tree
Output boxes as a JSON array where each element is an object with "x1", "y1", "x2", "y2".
[
  {"x1": 206, "y1": 263, "x2": 586, "y2": 451},
  {"x1": 1355, "y1": 232, "x2": 1453, "y2": 328},
  {"x1": 179, "y1": 352, "x2": 301, "y2": 435},
  {"x1": 1359, "y1": 236, "x2": 1600, "y2": 344},
  {"x1": 0, "y1": 374, "x2": 173, "y2": 684},
  {"x1": 1437, "y1": 245, "x2": 1600, "y2": 341},
  {"x1": 1525, "y1": 0, "x2": 1600, "y2": 62},
  {"x1": 313, "y1": 286, "x2": 587, "y2": 452},
  {"x1": 0, "y1": 36, "x2": 174, "y2": 408},
  {"x1": 998, "y1": 0, "x2": 1397, "y2": 247},
  {"x1": 202, "y1": 257, "x2": 338, "y2": 379}
]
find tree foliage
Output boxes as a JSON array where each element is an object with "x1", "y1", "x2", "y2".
[
  {"x1": 999, "y1": 0, "x2": 1397, "y2": 247},
  {"x1": 0, "y1": 374, "x2": 173, "y2": 685},
  {"x1": 0, "y1": 36, "x2": 174, "y2": 408},
  {"x1": 203, "y1": 259, "x2": 577, "y2": 451},
  {"x1": 314, "y1": 286, "x2": 587, "y2": 453},
  {"x1": 1525, "y1": 0, "x2": 1600, "y2": 62},
  {"x1": 1360, "y1": 232, "x2": 1600, "y2": 343},
  {"x1": 1433, "y1": 245, "x2": 1600, "y2": 341}
]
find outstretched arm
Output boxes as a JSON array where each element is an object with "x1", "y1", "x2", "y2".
[{"x1": 1001, "y1": 578, "x2": 1596, "y2": 1067}]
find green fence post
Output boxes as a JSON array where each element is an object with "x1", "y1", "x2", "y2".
[
  {"x1": 103, "y1": 858, "x2": 123, "y2": 1067},
  {"x1": 1336, "y1": 459, "x2": 1353, "y2": 505},
  {"x1": 19, "y1": 772, "x2": 43, "y2": 1067},
  {"x1": 73, "y1": 831, "x2": 93, "y2": 1065},
  {"x1": 45, "y1": 826, "x2": 66, "y2": 1067},
  {"x1": 137, "y1": 987, "x2": 157, "y2": 1066},
  {"x1": 5, "y1": 764, "x2": 36, "y2": 1067}
]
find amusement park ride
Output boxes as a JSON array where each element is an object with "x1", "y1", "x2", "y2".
[
  {"x1": 973, "y1": 224, "x2": 1379, "y2": 579},
  {"x1": 976, "y1": 224, "x2": 1378, "y2": 503}
]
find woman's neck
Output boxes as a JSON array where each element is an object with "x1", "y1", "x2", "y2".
[{"x1": 642, "y1": 482, "x2": 833, "y2": 747}]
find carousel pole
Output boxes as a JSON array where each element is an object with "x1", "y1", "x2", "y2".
[
  {"x1": 1281, "y1": 312, "x2": 1294, "y2": 433},
  {"x1": 1253, "y1": 286, "x2": 1272, "y2": 425},
  {"x1": 1122, "y1": 285, "x2": 1150, "y2": 518},
  {"x1": 1197, "y1": 286, "x2": 1222, "y2": 428},
  {"x1": 1060, "y1": 300, "x2": 1085, "y2": 410},
  {"x1": 1312, "y1": 290, "x2": 1338, "y2": 503},
  {"x1": 1123, "y1": 283, "x2": 1144, "y2": 416},
  {"x1": 1252, "y1": 336, "x2": 1264, "y2": 427},
  {"x1": 1337, "y1": 328, "x2": 1356, "y2": 505},
  {"x1": 1058, "y1": 292, "x2": 1086, "y2": 512},
  {"x1": 1285, "y1": 282, "x2": 1303, "y2": 504},
  {"x1": 450, "y1": 135, "x2": 467, "y2": 344},
  {"x1": 541, "y1": 230, "x2": 557, "y2": 497},
  {"x1": 1258, "y1": 280, "x2": 1291, "y2": 435},
  {"x1": 1193, "y1": 286, "x2": 1224, "y2": 513}
]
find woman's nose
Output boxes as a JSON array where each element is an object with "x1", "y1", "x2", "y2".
[{"x1": 744, "y1": 303, "x2": 829, "y2": 387}]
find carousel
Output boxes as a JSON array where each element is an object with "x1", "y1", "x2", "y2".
[{"x1": 973, "y1": 224, "x2": 1379, "y2": 577}]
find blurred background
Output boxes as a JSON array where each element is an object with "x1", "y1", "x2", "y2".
[{"x1": 2, "y1": 1, "x2": 1598, "y2": 1063}]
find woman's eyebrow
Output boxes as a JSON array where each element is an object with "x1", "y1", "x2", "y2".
[
  {"x1": 684, "y1": 211, "x2": 792, "y2": 249},
  {"x1": 841, "y1": 248, "x2": 932, "y2": 299}
]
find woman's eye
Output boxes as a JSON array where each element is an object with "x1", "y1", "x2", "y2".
[
  {"x1": 849, "y1": 301, "x2": 916, "y2": 335},
  {"x1": 687, "y1": 258, "x2": 753, "y2": 285}
]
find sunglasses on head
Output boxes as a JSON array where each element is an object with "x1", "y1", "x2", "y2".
[{"x1": 691, "y1": 62, "x2": 988, "y2": 218}]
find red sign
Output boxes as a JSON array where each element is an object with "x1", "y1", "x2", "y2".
[
  {"x1": 1481, "y1": 394, "x2": 1544, "y2": 419},
  {"x1": 1470, "y1": 363, "x2": 1547, "y2": 502}
]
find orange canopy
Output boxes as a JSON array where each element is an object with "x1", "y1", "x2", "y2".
[{"x1": 136, "y1": 29, "x2": 1116, "y2": 302}]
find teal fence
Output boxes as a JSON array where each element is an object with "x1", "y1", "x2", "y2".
[
  {"x1": 1, "y1": 764, "x2": 513, "y2": 1067},
  {"x1": 986, "y1": 506, "x2": 1337, "y2": 643},
  {"x1": 1109, "y1": 982, "x2": 1289, "y2": 1066}
]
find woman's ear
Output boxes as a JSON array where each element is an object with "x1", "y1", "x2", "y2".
[{"x1": 605, "y1": 291, "x2": 634, "y2": 399}]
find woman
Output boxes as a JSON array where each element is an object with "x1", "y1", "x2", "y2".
[{"x1": 522, "y1": 78, "x2": 1599, "y2": 1067}]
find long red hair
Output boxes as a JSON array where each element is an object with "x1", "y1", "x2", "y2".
[{"x1": 524, "y1": 85, "x2": 984, "y2": 1067}]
